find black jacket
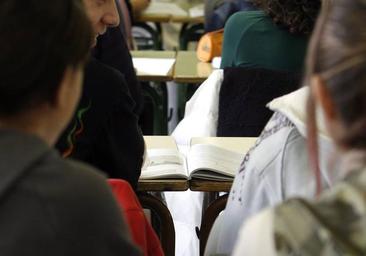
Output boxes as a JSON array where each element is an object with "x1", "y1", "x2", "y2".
[
  {"x1": 0, "y1": 130, "x2": 140, "y2": 255},
  {"x1": 93, "y1": 26, "x2": 143, "y2": 115},
  {"x1": 56, "y1": 58, "x2": 144, "y2": 189}
]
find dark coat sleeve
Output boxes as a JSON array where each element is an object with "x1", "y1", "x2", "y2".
[{"x1": 92, "y1": 26, "x2": 143, "y2": 115}]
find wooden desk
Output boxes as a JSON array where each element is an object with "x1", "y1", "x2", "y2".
[
  {"x1": 174, "y1": 51, "x2": 213, "y2": 84},
  {"x1": 131, "y1": 50, "x2": 176, "y2": 82},
  {"x1": 135, "y1": 13, "x2": 171, "y2": 23},
  {"x1": 140, "y1": 136, "x2": 257, "y2": 256},
  {"x1": 170, "y1": 15, "x2": 204, "y2": 23},
  {"x1": 136, "y1": 2, "x2": 185, "y2": 22},
  {"x1": 190, "y1": 180, "x2": 232, "y2": 192},
  {"x1": 189, "y1": 136, "x2": 256, "y2": 256},
  {"x1": 140, "y1": 136, "x2": 256, "y2": 192},
  {"x1": 138, "y1": 135, "x2": 187, "y2": 256},
  {"x1": 136, "y1": 1, "x2": 203, "y2": 24},
  {"x1": 141, "y1": 136, "x2": 257, "y2": 189},
  {"x1": 139, "y1": 136, "x2": 190, "y2": 192},
  {"x1": 189, "y1": 136, "x2": 257, "y2": 192},
  {"x1": 138, "y1": 179, "x2": 188, "y2": 191},
  {"x1": 132, "y1": 50, "x2": 213, "y2": 83}
]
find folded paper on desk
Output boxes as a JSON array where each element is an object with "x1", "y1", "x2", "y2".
[
  {"x1": 141, "y1": 144, "x2": 244, "y2": 181},
  {"x1": 132, "y1": 58, "x2": 176, "y2": 76}
]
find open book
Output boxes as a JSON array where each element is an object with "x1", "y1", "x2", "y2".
[{"x1": 141, "y1": 136, "x2": 256, "y2": 181}]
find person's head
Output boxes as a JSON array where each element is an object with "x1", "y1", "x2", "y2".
[
  {"x1": 249, "y1": 0, "x2": 321, "y2": 34},
  {"x1": 82, "y1": 0, "x2": 120, "y2": 46},
  {"x1": 0, "y1": 0, "x2": 92, "y2": 143},
  {"x1": 305, "y1": 0, "x2": 366, "y2": 192}
]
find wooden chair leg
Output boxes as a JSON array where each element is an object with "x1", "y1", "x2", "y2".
[
  {"x1": 199, "y1": 194, "x2": 228, "y2": 256},
  {"x1": 138, "y1": 193, "x2": 175, "y2": 256}
]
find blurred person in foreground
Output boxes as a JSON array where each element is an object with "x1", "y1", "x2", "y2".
[{"x1": 0, "y1": 0, "x2": 140, "y2": 255}]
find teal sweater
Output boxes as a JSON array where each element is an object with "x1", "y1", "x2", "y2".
[{"x1": 221, "y1": 11, "x2": 308, "y2": 72}]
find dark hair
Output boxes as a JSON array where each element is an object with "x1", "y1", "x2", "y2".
[
  {"x1": 249, "y1": 0, "x2": 321, "y2": 34},
  {"x1": 306, "y1": 0, "x2": 366, "y2": 194},
  {"x1": 0, "y1": 0, "x2": 92, "y2": 116}
]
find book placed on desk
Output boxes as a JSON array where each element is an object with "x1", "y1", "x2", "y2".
[{"x1": 141, "y1": 136, "x2": 256, "y2": 181}]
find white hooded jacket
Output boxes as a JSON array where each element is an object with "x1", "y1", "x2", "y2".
[{"x1": 213, "y1": 87, "x2": 346, "y2": 255}]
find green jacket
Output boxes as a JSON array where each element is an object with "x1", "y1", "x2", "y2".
[{"x1": 221, "y1": 11, "x2": 308, "y2": 72}]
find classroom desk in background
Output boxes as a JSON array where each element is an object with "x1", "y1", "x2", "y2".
[
  {"x1": 134, "y1": 1, "x2": 204, "y2": 51},
  {"x1": 135, "y1": 1, "x2": 204, "y2": 24},
  {"x1": 131, "y1": 50, "x2": 214, "y2": 135},
  {"x1": 131, "y1": 50, "x2": 214, "y2": 84},
  {"x1": 131, "y1": 50, "x2": 176, "y2": 82},
  {"x1": 174, "y1": 51, "x2": 213, "y2": 84}
]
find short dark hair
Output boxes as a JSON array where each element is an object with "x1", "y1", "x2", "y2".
[
  {"x1": 0, "y1": 0, "x2": 92, "y2": 116},
  {"x1": 249, "y1": 0, "x2": 321, "y2": 34}
]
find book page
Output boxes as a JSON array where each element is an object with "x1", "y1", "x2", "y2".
[
  {"x1": 191, "y1": 137, "x2": 257, "y2": 153},
  {"x1": 140, "y1": 149, "x2": 188, "y2": 179},
  {"x1": 187, "y1": 144, "x2": 244, "y2": 180},
  {"x1": 144, "y1": 136, "x2": 177, "y2": 149},
  {"x1": 132, "y1": 58, "x2": 176, "y2": 76}
]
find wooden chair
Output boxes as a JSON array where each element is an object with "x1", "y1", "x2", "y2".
[
  {"x1": 138, "y1": 193, "x2": 175, "y2": 256},
  {"x1": 198, "y1": 194, "x2": 228, "y2": 256}
]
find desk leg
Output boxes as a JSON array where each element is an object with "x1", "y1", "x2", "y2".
[
  {"x1": 199, "y1": 194, "x2": 228, "y2": 256},
  {"x1": 138, "y1": 193, "x2": 175, "y2": 256}
]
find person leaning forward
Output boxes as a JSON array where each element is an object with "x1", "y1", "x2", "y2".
[{"x1": 56, "y1": 0, "x2": 145, "y2": 190}]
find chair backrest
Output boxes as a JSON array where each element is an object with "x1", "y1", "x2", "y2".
[
  {"x1": 108, "y1": 179, "x2": 164, "y2": 256},
  {"x1": 217, "y1": 67, "x2": 301, "y2": 137}
]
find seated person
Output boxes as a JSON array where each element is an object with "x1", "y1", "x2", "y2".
[
  {"x1": 212, "y1": 86, "x2": 344, "y2": 255},
  {"x1": 0, "y1": 0, "x2": 139, "y2": 254},
  {"x1": 93, "y1": 25, "x2": 143, "y2": 115},
  {"x1": 232, "y1": 0, "x2": 366, "y2": 254},
  {"x1": 56, "y1": 0, "x2": 144, "y2": 190},
  {"x1": 220, "y1": 0, "x2": 321, "y2": 72}
]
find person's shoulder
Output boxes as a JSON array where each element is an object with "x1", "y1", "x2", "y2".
[
  {"x1": 34, "y1": 152, "x2": 110, "y2": 196},
  {"x1": 228, "y1": 10, "x2": 265, "y2": 23},
  {"x1": 32, "y1": 153, "x2": 122, "y2": 226},
  {"x1": 244, "y1": 112, "x2": 300, "y2": 173},
  {"x1": 85, "y1": 58, "x2": 130, "y2": 96},
  {"x1": 28, "y1": 153, "x2": 141, "y2": 255},
  {"x1": 84, "y1": 58, "x2": 135, "y2": 109}
]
